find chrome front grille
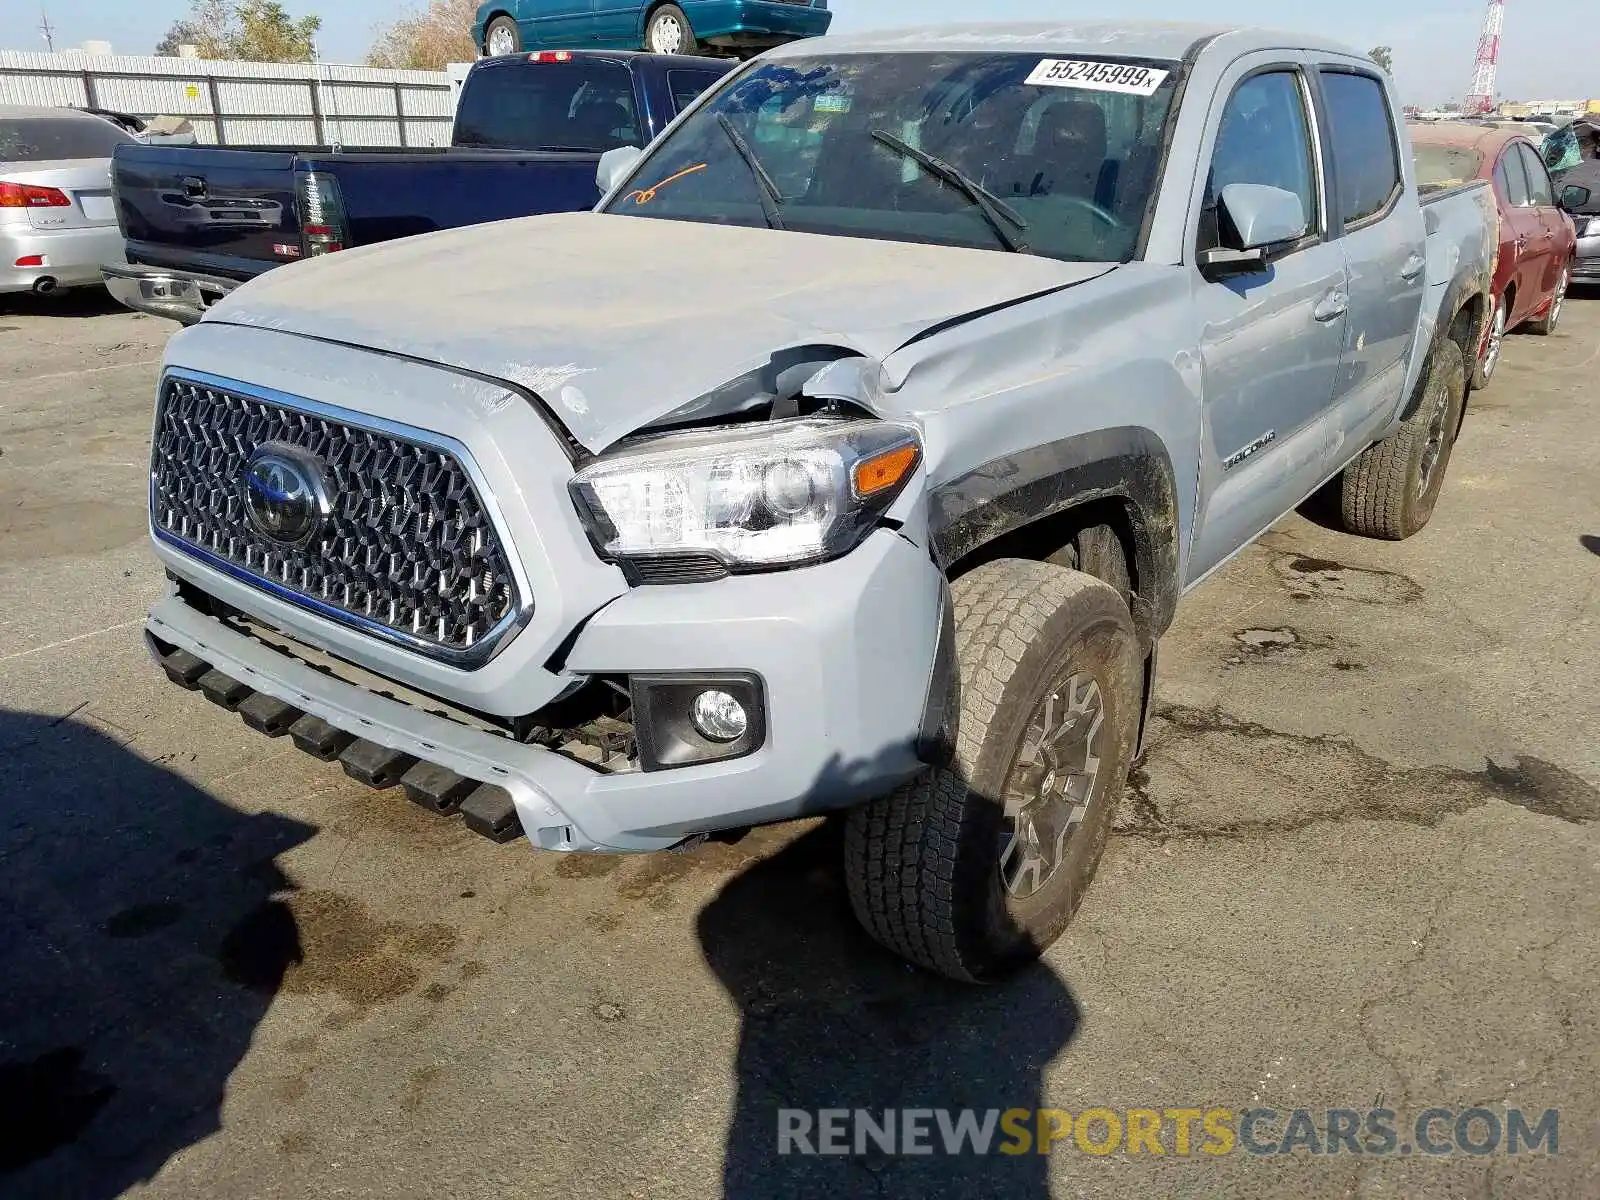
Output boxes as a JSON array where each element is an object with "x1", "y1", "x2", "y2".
[{"x1": 150, "y1": 371, "x2": 525, "y2": 663}]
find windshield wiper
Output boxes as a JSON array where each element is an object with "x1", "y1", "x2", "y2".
[
  {"x1": 870, "y1": 128, "x2": 1029, "y2": 253},
  {"x1": 716, "y1": 113, "x2": 786, "y2": 230}
]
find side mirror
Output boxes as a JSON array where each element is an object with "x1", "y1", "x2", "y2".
[
  {"x1": 1560, "y1": 184, "x2": 1592, "y2": 212},
  {"x1": 596, "y1": 146, "x2": 643, "y2": 196},
  {"x1": 1199, "y1": 183, "x2": 1309, "y2": 277}
]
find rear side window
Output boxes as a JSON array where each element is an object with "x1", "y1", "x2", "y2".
[
  {"x1": 1498, "y1": 146, "x2": 1531, "y2": 206},
  {"x1": 0, "y1": 116, "x2": 132, "y2": 162},
  {"x1": 1319, "y1": 71, "x2": 1401, "y2": 226},
  {"x1": 454, "y1": 61, "x2": 642, "y2": 152},
  {"x1": 667, "y1": 69, "x2": 724, "y2": 115},
  {"x1": 1517, "y1": 142, "x2": 1555, "y2": 205}
]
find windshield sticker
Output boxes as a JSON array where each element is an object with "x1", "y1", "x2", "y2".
[
  {"x1": 1025, "y1": 59, "x2": 1169, "y2": 97},
  {"x1": 622, "y1": 162, "x2": 707, "y2": 206},
  {"x1": 814, "y1": 93, "x2": 852, "y2": 114}
]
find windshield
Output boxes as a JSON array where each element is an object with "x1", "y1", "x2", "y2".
[
  {"x1": 603, "y1": 52, "x2": 1181, "y2": 262},
  {"x1": 0, "y1": 116, "x2": 132, "y2": 162},
  {"x1": 1412, "y1": 143, "x2": 1485, "y2": 193},
  {"x1": 454, "y1": 60, "x2": 642, "y2": 152}
]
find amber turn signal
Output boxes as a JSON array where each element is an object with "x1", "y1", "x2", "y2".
[{"x1": 853, "y1": 442, "x2": 921, "y2": 498}]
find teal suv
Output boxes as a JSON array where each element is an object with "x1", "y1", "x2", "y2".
[{"x1": 474, "y1": 1, "x2": 832, "y2": 58}]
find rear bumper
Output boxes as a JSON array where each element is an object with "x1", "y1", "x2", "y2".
[
  {"x1": 103, "y1": 262, "x2": 237, "y2": 324},
  {"x1": 0, "y1": 223, "x2": 125, "y2": 295},
  {"x1": 691, "y1": 0, "x2": 832, "y2": 44}
]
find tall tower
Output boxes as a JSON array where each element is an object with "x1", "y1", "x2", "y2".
[{"x1": 1465, "y1": 0, "x2": 1506, "y2": 114}]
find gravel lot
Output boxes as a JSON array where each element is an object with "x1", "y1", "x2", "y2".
[{"x1": 2, "y1": 287, "x2": 1598, "y2": 1199}]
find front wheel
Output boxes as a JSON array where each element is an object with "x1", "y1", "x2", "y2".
[
  {"x1": 1339, "y1": 333, "x2": 1467, "y2": 541},
  {"x1": 1525, "y1": 264, "x2": 1569, "y2": 336},
  {"x1": 844, "y1": 560, "x2": 1142, "y2": 983},
  {"x1": 644, "y1": 4, "x2": 696, "y2": 54},
  {"x1": 484, "y1": 16, "x2": 521, "y2": 57}
]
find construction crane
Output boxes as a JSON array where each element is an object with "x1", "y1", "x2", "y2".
[{"x1": 1464, "y1": 0, "x2": 1505, "y2": 115}]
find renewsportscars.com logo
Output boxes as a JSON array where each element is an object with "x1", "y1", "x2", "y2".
[{"x1": 777, "y1": 1107, "x2": 1560, "y2": 1158}]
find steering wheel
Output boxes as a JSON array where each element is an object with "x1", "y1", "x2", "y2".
[{"x1": 1052, "y1": 194, "x2": 1125, "y2": 230}]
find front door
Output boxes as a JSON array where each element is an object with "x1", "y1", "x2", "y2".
[
  {"x1": 1516, "y1": 140, "x2": 1569, "y2": 305},
  {"x1": 1189, "y1": 62, "x2": 1349, "y2": 583},
  {"x1": 1317, "y1": 67, "x2": 1426, "y2": 452}
]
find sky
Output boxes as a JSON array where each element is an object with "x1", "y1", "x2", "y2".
[{"x1": 0, "y1": 1, "x2": 1591, "y2": 106}]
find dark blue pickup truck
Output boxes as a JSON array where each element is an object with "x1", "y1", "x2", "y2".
[{"x1": 103, "y1": 50, "x2": 732, "y2": 323}]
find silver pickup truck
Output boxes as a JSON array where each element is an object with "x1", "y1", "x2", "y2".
[{"x1": 142, "y1": 22, "x2": 1492, "y2": 983}]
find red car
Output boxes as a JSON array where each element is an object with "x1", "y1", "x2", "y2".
[{"x1": 1411, "y1": 122, "x2": 1577, "y2": 388}]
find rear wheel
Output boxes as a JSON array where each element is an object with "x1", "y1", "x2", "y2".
[
  {"x1": 1339, "y1": 333, "x2": 1467, "y2": 541},
  {"x1": 844, "y1": 560, "x2": 1142, "y2": 983},
  {"x1": 644, "y1": 4, "x2": 696, "y2": 54},
  {"x1": 1526, "y1": 264, "x2": 1569, "y2": 335},
  {"x1": 1472, "y1": 293, "x2": 1506, "y2": 389},
  {"x1": 484, "y1": 16, "x2": 521, "y2": 57}
]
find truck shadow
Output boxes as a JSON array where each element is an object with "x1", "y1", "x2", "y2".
[
  {"x1": 0, "y1": 289, "x2": 131, "y2": 320},
  {"x1": 0, "y1": 708, "x2": 315, "y2": 1196},
  {"x1": 697, "y1": 761, "x2": 1082, "y2": 1198}
]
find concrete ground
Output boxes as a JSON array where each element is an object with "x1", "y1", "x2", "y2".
[{"x1": 1, "y1": 287, "x2": 1597, "y2": 1200}]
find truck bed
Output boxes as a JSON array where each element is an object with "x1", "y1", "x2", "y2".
[{"x1": 113, "y1": 143, "x2": 606, "y2": 283}]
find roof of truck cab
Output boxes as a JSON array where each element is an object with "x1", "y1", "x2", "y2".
[{"x1": 765, "y1": 21, "x2": 1364, "y2": 64}]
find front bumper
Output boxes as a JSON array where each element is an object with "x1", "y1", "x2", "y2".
[
  {"x1": 103, "y1": 262, "x2": 237, "y2": 324},
  {"x1": 1573, "y1": 232, "x2": 1600, "y2": 282},
  {"x1": 147, "y1": 527, "x2": 944, "y2": 854},
  {"x1": 0, "y1": 223, "x2": 125, "y2": 294}
]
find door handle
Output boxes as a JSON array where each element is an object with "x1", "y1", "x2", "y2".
[
  {"x1": 1313, "y1": 291, "x2": 1349, "y2": 322},
  {"x1": 1400, "y1": 253, "x2": 1426, "y2": 280}
]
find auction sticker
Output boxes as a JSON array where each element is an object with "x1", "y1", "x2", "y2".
[{"x1": 1025, "y1": 59, "x2": 1169, "y2": 96}]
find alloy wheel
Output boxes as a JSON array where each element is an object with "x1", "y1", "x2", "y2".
[{"x1": 998, "y1": 674, "x2": 1105, "y2": 900}]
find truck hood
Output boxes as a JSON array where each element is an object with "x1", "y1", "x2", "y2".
[{"x1": 207, "y1": 211, "x2": 1112, "y2": 452}]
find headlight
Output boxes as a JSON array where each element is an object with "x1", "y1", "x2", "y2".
[
  {"x1": 570, "y1": 418, "x2": 921, "y2": 574},
  {"x1": 1579, "y1": 215, "x2": 1598, "y2": 238}
]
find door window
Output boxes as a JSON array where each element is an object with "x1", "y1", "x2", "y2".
[
  {"x1": 1319, "y1": 70, "x2": 1401, "y2": 226},
  {"x1": 1199, "y1": 70, "x2": 1319, "y2": 251},
  {"x1": 1498, "y1": 146, "x2": 1531, "y2": 206},
  {"x1": 1517, "y1": 142, "x2": 1555, "y2": 206},
  {"x1": 667, "y1": 69, "x2": 725, "y2": 116}
]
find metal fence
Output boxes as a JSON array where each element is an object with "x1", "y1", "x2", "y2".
[{"x1": 0, "y1": 50, "x2": 457, "y2": 148}]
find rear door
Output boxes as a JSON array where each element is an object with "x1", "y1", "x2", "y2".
[
  {"x1": 1495, "y1": 143, "x2": 1544, "y2": 324},
  {"x1": 1188, "y1": 59, "x2": 1350, "y2": 582},
  {"x1": 111, "y1": 143, "x2": 300, "y2": 275},
  {"x1": 1316, "y1": 66, "x2": 1425, "y2": 450},
  {"x1": 526, "y1": 0, "x2": 598, "y2": 47},
  {"x1": 0, "y1": 113, "x2": 129, "y2": 230},
  {"x1": 588, "y1": 0, "x2": 643, "y2": 46}
]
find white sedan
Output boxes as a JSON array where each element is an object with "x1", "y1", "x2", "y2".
[{"x1": 1, "y1": 104, "x2": 131, "y2": 297}]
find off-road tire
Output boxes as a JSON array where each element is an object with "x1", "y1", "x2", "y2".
[
  {"x1": 845, "y1": 559, "x2": 1142, "y2": 983},
  {"x1": 1339, "y1": 334, "x2": 1467, "y2": 541},
  {"x1": 483, "y1": 16, "x2": 521, "y2": 56},
  {"x1": 644, "y1": 4, "x2": 696, "y2": 54}
]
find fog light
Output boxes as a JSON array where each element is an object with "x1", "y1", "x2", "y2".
[{"x1": 691, "y1": 689, "x2": 748, "y2": 743}]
